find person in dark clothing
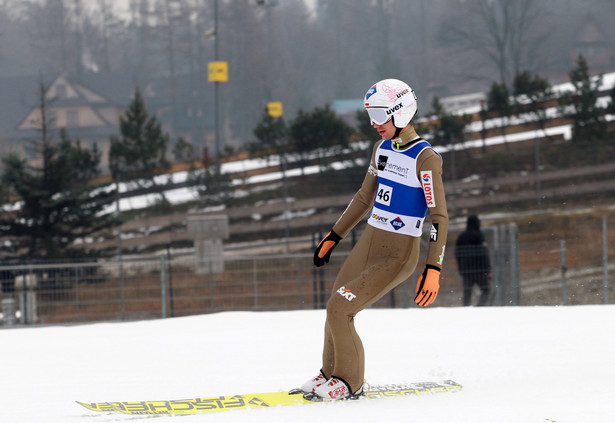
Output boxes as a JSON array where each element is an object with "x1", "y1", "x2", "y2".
[{"x1": 455, "y1": 215, "x2": 491, "y2": 306}]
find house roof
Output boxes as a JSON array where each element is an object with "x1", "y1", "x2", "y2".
[{"x1": 0, "y1": 73, "x2": 136, "y2": 144}]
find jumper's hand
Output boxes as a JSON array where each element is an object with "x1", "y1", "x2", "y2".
[
  {"x1": 414, "y1": 265, "x2": 440, "y2": 307},
  {"x1": 313, "y1": 230, "x2": 342, "y2": 267}
]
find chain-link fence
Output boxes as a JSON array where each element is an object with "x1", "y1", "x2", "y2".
[{"x1": 1, "y1": 216, "x2": 613, "y2": 326}]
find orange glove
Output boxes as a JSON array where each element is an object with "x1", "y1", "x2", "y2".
[
  {"x1": 313, "y1": 230, "x2": 342, "y2": 267},
  {"x1": 414, "y1": 265, "x2": 440, "y2": 307}
]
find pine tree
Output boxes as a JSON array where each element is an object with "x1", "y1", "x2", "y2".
[
  {"x1": 428, "y1": 96, "x2": 472, "y2": 148},
  {"x1": 558, "y1": 55, "x2": 607, "y2": 156},
  {"x1": 250, "y1": 107, "x2": 290, "y2": 163},
  {"x1": 289, "y1": 104, "x2": 352, "y2": 173},
  {"x1": 513, "y1": 70, "x2": 553, "y2": 139},
  {"x1": 355, "y1": 108, "x2": 376, "y2": 142},
  {"x1": 0, "y1": 129, "x2": 116, "y2": 259},
  {"x1": 109, "y1": 89, "x2": 172, "y2": 209},
  {"x1": 607, "y1": 87, "x2": 615, "y2": 115},
  {"x1": 246, "y1": 107, "x2": 292, "y2": 205},
  {"x1": 487, "y1": 81, "x2": 512, "y2": 149}
]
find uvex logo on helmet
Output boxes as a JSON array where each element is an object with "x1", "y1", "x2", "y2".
[
  {"x1": 386, "y1": 103, "x2": 404, "y2": 116},
  {"x1": 396, "y1": 88, "x2": 409, "y2": 98}
]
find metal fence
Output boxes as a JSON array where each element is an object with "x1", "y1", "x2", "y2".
[{"x1": 1, "y1": 217, "x2": 613, "y2": 327}]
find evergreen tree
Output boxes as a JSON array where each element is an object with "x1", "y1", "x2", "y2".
[
  {"x1": 355, "y1": 109, "x2": 376, "y2": 142},
  {"x1": 244, "y1": 108, "x2": 292, "y2": 204},
  {"x1": 289, "y1": 104, "x2": 352, "y2": 173},
  {"x1": 191, "y1": 159, "x2": 233, "y2": 208},
  {"x1": 250, "y1": 107, "x2": 290, "y2": 163},
  {"x1": 172, "y1": 137, "x2": 195, "y2": 163},
  {"x1": 513, "y1": 70, "x2": 553, "y2": 212},
  {"x1": 559, "y1": 55, "x2": 607, "y2": 156},
  {"x1": 0, "y1": 129, "x2": 115, "y2": 259},
  {"x1": 513, "y1": 70, "x2": 553, "y2": 138},
  {"x1": 109, "y1": 89, "x2": 172, "y2": 209},
  {"x1": 427, "y1": 96, "x2": 471, "y2": 216},
  {"x1": 607, "y1": 86, "x2": 615, "y2": 115},
  {"x1": 487, "y1": 81, "x2": 512, "y2": 149},
  {"x1": 428, "y1": 96, "x2": 472, "y2": 148}
]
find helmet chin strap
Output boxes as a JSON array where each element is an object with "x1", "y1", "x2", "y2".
[{"x1": 392, "y1": 125, "x2": 403, "y2": 149}]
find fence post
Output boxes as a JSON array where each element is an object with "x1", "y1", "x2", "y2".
[
  {"x1": 560, "y1": 240, "x2": 567, "y2": 306},
  {"x1": 296, "y1": 258, "x2": 303, "y2": 309},
  {"x1": 1, "y1": 298, "x2": 17, "y2": 326},
  {"x1": 119, "y1": 257, "x2": 125, "y2": 319},
  {"x1": 509, "y1": 223, "x2": 520, "y2": 306},
  {"x1": 491, "y1": 226, "x2": 500, "y2": 306},
  {"x1": 160, "y1": 254, "x2": 167, "y2": 318},
  {"x1": 603, "y1": 216, "x2": 609, "y2": 304},
  {"x1": 16, "y1": 270, "x2": 37, "y2": 324},
  {"x1": 253, "y1": 257, "x2": 258, "y2": 310},
  {"x1": 312, "y1": 232, "x2": 319, "y2": 309},
  {"x1": 490, "y1": 226, "x2": 503, "y2": 306}
]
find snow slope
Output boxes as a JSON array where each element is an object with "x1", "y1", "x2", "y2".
[{"x1": 1, "y1": 306, "x2": 614, "y2": 423}]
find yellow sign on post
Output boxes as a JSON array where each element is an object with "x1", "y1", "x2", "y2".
[
  {"x1": 208, "y1": 61, "x2": 228, "y2": 82},
  {"x1": 267, "y1": 102, "x2": 283, "y2": 117}
]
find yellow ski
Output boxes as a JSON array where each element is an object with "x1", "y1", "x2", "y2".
[{"x1": 77, "y1": 380, "x2": 461, "y2": 415}]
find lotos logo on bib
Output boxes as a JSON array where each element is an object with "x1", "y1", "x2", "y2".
[{"x1": 420, "y1": 171, "x2": 436, "y2": 207}]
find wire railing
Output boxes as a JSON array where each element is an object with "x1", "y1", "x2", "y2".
[{"x1": 1, "y1": 218, "x2": 613, "y2": 326}]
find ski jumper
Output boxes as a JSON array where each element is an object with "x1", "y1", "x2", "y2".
[{"x1": 320, "y1": 126, "x2": 449, "y2": 392}]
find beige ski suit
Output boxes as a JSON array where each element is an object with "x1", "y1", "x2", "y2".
[{"x1": 319, "y1": 126, "x2": 449, "y2": 392}]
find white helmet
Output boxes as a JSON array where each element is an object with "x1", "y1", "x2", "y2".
[{"x1": 364, "y1": 79, "x2": 418, "y2": 128}]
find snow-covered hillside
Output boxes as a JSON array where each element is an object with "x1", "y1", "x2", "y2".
[{"x1": 1, "y1": 305, "x2": 614, "y2": 422}]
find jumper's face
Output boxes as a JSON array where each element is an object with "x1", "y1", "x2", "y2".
[{"x1": 373, "y1": 119, "x2": 397, "y2": 140}]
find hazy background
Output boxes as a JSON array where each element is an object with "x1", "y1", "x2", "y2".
[{"x1": 1, "y1": 0, "x2": 614, "y2": 149}]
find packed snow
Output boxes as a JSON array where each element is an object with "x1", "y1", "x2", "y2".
[{"x1": 1, "y1": 305, "x2": 614, "y2": 423}]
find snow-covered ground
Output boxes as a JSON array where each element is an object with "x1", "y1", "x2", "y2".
[{"x1": 2, "y1": 305, "x2": 614, "y2": 423}]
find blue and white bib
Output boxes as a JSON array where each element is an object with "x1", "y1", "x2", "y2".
[{"x1": 367, "y1": 139, "x2": 436, "y2": 236}]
